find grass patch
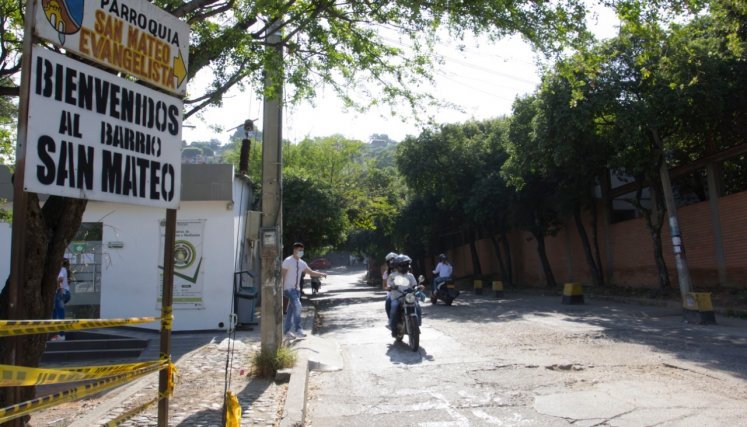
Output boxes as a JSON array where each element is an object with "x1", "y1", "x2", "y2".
[{"x1": 251, "y1": 347, "x2": 297, "y2": 378}]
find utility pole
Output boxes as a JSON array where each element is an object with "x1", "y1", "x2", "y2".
[
  {"x1": 654, "y1": 129, "x2": 693, "y2": 302},
  {"x1": 259, "y1": 20, "x2": 284, "y2": 354}
]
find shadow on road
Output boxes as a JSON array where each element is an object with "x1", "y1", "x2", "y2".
[
  {"x1": 385, "y1": 342, "x2": 435, "y2": 365},
  {"x1": 317, "y1": 270, "x2": 747, "y2": 381},
  {"x1": 422, "y1": 291, "x2": 747, "y2": 381}
]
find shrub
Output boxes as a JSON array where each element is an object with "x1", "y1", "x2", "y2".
[{"x1": 251, "y1": 347, "x2": 297, "y2": 377}]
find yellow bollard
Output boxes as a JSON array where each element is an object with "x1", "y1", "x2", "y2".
[
  {"x1": 492, "y1": 280, "x2": 504, "y2": 298},
  {"x1": 473, "y1": 279, "x2": 483, "y2": 295},
  {"x1": 562, "y1": 282, "x2": 584, "y2": 305},
  {"x1": 683, "y1": 292, "x2": 716, "y2": 324}
]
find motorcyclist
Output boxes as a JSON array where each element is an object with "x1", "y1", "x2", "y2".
[
  {"x1": 382, "y1": 252, "x2": 398, "y2": 319},
  {"x1": 431, "y1": 253, "x2": 453, "y2": 296},
  {"x1": 387, "y1": 254, "x2": 421, "y2": 337}
]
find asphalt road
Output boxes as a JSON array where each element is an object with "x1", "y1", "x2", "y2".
[{"x1": 304, "y1": 268, "x2": 747, "y2": 426}]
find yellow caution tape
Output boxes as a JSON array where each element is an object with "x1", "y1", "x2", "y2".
[
  {"x1": 0, "y1": 317, "x2": 160, "y2": 337},
  {"x1": 225, "y1": 391, "x2": 242, "y2": 427},
  {"x1": 0, "y1": 363, "x2": 162, "y2": 424},
  {"x1": 0, "y1": 360, "x2": 165, "y2": 387},
  {"x1": 159, "y1": 361, "x2": 177, "y2": 399},
  {"x1": 160, "y1": 307, "x2": 173, "y2": 331}
]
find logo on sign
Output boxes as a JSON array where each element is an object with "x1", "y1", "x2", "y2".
[{"x1": 42, "y1": 0, "x2": 85, "y2": 44}]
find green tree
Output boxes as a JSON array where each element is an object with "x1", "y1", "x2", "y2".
[
  {"x1": 398, "y1": 121, "x2": 506, "y2": 278},
  {"x1": 503, "y1": 95, "x2": 562, "y2": 288},
  {"x1": 463, "y1": 118, "x2": 516, "y2": 286},
  {"x1": 282, "y1": 174, "x2": 349, "y2": 254},
  {"x1": 531, "y1": 67, "x2": 611, "y2": 287}
]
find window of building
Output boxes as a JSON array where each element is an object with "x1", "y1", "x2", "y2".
[{"x1": 64, "y1": 222, "x2": 103, "y2": 318}]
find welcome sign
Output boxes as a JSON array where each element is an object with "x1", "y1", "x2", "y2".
[
  {"x1": 24, "y1": 48, "x2": 182, "y2": 208},
  {"x1": 34, "y1": 0, "x2": 190, "y2": 96}
]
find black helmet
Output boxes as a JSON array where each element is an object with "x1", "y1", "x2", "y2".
[
  {"x1": 438, "y1": 253, "x2": 447, "y2": 261},
  {"x1": 393, "y1": 254, "x2": 412, "y2": 271}
]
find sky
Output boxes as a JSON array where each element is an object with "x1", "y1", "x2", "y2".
[{"x1": 182, "y1": 6, "x2": 619, "y2": 145}]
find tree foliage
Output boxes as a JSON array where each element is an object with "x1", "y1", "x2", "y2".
[{"x1": 0, "y1": 0, "x2": 589, "y2": 112}]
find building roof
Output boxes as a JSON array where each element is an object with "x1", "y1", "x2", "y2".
[{"x1": 0, "y1": 163, "x2": 239, "y2": 202}]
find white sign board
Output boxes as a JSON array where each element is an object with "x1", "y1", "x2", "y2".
[
  {"x1": 34, "y1": 0, "x2": 190, "y2": 96},
  {"x1": 25, "y1": 48, "x2": 182, "y2": 208}
]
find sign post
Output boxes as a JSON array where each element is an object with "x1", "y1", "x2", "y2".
[
  {"x1": 158, "y1": 208, "x2": 177, "y2": 426},
  {"x1": 14, "y1": 1, "x2": 191, "y2": 425}
]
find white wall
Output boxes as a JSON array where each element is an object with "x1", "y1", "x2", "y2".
[
  {"x1": 231, "y1": 178, "x2": 258, "y2": 284},
  {"x1": 0, "y1": 180, "x2": 254, "y2": 331},
  {"x1": 88, "y1": 200, "x2": 237, "y2": 331},
  {"x1": 0, "y1": 221, "x2": 10, "y2": 286}
]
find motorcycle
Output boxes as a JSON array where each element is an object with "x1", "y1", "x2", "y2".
[
  {"x1": 420, "y1": 275, "x2": 459, "y2": 306},
  {"x1": 391, "y1": 275, "x2": 423, "y2": 352}
]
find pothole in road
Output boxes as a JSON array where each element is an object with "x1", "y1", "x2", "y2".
[{"x1": 545, "y1": 364, "x2": 592, "y2": 371}]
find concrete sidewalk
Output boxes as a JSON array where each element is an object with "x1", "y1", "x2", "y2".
[{"x1": 279, "y1": 303, "x2": 342, "y2": 427}]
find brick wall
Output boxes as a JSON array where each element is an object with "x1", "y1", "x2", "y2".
[
  {"x1": 720, "y1": 192, "x2": 747, "y2": 285},
  {"x1": 443, "y1": 191, "x2": 747, "y2": 289}
]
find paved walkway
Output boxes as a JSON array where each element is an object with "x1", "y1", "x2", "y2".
[{"x1": 32, "y1": 326, "x2": 287, "y2": 426}]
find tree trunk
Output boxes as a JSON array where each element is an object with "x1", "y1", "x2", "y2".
[
  {"x1": 589, "y1": 198, "x2": 604, "y2": 285},
  {"x1": 573, "y1": 205, "x2": 604, "y2": 287},
  {"x1": 534, "y1": 230, "x2": 557, "y2": 288},
  {"x1": 650, "y1": 228, "x2": 671, "y2": 293},
  {"x1": 489, "y1": 234, "x2": 509, "y2": 286},
  {"x1": 501, "y1": 234, "x2": 513, "y2": 286},
  {"x1": 468, "y1": 230, "x2": 482, "y2": 278},
  {"x1": 0, "y1": 195, "x2": 87, "y2": 416},
  {"x1": 638, "y1": 184, "x2": 672, "y2": 292}
]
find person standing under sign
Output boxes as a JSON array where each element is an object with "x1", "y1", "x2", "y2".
[
  {"x1": 281, "y1": 243, "x2": 326, "y2": 340},
  {"x1": 51, "y1": 258, "x2": 72, "y2": 341}
]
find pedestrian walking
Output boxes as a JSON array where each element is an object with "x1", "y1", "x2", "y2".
[
  {"x1": 281, "y1": 243, "x2": 326, "y2": 340},
  {"x1": 51, "y1": 258, "x2": 72, "y2": 341}
]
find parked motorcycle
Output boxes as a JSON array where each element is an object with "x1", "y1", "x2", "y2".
[
  {"x1": 391, "y1": 275, "x2": 423, "y2": 351},
  {"x1": 420, "y1": 275, "x2": 459, "y2": 306}
]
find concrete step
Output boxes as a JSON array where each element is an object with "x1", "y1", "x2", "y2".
[
  {"x1": 41, "y1": 348, "x2": 146, "y2": 363},
  {"x1": 42, "y1": 330, "x2": 150, "y2": 362}
]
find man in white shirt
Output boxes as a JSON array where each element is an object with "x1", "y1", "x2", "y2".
[
  {"x1": 432, "y1": 253, "x2": 453, "y2": 295},
  {"x1": 282, "y1": 242, "x2": 327, "y2": 339}
]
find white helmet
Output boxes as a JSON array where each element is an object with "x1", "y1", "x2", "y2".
[{"x1": 385, "y1": 252, "x2": 398, "y2": 262}]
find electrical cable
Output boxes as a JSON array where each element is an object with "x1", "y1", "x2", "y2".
[{"x1": 222, "y1": 163, "x2": 247, "y2": 425}]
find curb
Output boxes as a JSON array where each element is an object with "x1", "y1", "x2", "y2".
[
  {"x1": 279, "y1": 305, "x2": 316, "y2": 427},
  {"x1": 279, "y1": 353, "x2": 309, "y2": 427}
]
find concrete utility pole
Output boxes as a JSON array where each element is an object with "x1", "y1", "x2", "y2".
[
  {"x1": 654, "y1": 130, "x2": 693, "y2": 302},
  {"x1": 259, "y1": 21, "x2": 284, "y2": 354}
]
